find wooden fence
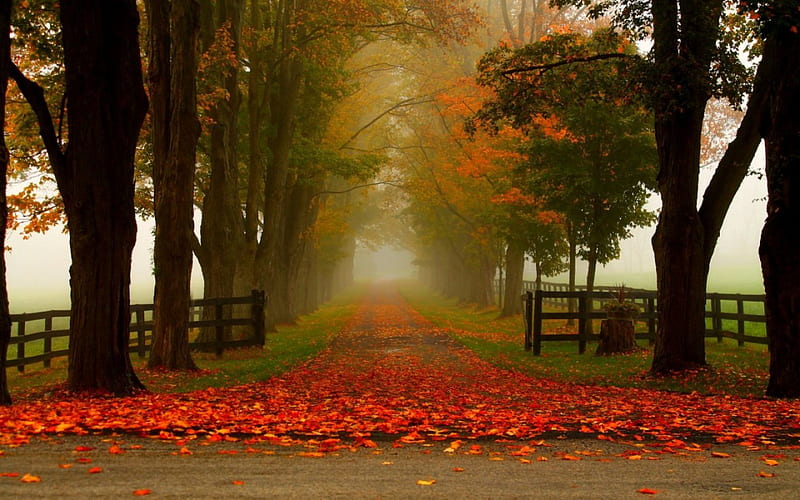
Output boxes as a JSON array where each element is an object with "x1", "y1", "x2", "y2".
[
  {"x1": 520, "y1": 284, "x2": 767, "y2": 355},
  {"x1": 7, "y1": 289, "x2": 266, "y2": 372}
]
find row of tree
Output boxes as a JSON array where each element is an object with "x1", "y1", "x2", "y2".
[
  {"x1": 0, "y1": 0, "x2": 482, "y2": 403},
  {"x1": 390, "y1": 0, "x2": 800, "y2": 397}
]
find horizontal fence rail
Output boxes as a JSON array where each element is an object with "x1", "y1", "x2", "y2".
[
  {"x1": 6, "y1": 290, "x2": 266, "y2": 372},
  {"x1": 518, "y1": 282, "x2": 767, "y2": 355}
]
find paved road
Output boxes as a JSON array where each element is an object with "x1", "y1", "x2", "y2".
[{"x1": 2, "y1": 434, "x2": 800, "y2": 498}]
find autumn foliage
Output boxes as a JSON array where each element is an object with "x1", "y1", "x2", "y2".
[{"x1": 2, "y1": 287, "x2": 800, "y2": 452}]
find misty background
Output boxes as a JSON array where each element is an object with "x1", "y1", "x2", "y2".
[{"x1": 6, "y1": 147, "x2": 767, "y2": 314}]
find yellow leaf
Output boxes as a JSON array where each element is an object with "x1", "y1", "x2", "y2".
[
  {"x1": 416, "y1": 479, "x2": 436, "y2": 486},
  {"x1": 627, "y1": 455, "x2": 643, "y2": 460},
  {"x1": 763, "y1": 459, "x2": 779, "y2": 466}
]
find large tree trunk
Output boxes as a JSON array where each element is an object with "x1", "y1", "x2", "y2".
[
  {"x1": 500, "y1": 242, "x2": 524, "y2": 316},
  {"x1": 61, "y1": 0, "x2": 148, "y2": 393},
  {"x1": 0, "y1": 0, "x2": 12, "y2": 406},
  {"x1": 196, "y1": 0, "x2": 245, "y2": 344},
  {"x1": 648, "y1": 0, "x2": 722, "y2": 374},
  {"x1": 759, "y1": 33, "x2": 800, "y2": 398},
  {"x1": 147, "y1": 0, "x2": 201, "y2": 370}
]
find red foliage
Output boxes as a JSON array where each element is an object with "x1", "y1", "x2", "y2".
[{"x1": 2, "y1": 289, "x2": 800, "y2": 453}]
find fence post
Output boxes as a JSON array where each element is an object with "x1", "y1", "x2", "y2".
[
  {"x1": 44, "y1": 316, "x2": 53, "y2": 368},
  {"x1": 647, "y1": 297, "x2": 656, "y2": 345},
  {"x1": 523, "y1": 291, "x2": 533, "y2": 351},
  {"x1": 215, "y1": 303, "x2": 224, "y2": 358},
  {"x1": 533, "y1": 290, "x2": 543, "y2": 355},
  {"x1": 737, "y1": 298, "x2": 745, "y2": 347},
  {"x1": 711, "y1": 294, "x2": 723, "y2": 342},
  {"x1": 578, "y1": 292, "x2": 587, "y2": 355},
  {"x1": 135, "y1": 309, "x2": 147, "y2": 358},
  {"x1": 252, "y1": 289, "x2": 266, "y2": 346},
  {"x1": 17, "y1": 320, "x2": 25, "y2": 373}
]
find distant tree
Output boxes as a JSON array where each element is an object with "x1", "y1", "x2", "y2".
[
  {"x1": 475, "y1": 29, "x2": 658, "y2": 297},
  {"x1": 0, "y1": 0, "x2": 12, "y2": 406},
  {"x1": 145, "y1": 0, "x2": 201, "y2": 370},
  {"x1": 11, "y1": 0, "x2": 148, "y2": 394}
]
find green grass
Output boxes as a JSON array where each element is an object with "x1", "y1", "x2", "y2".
[
  {"x1": 399, "y1": 283, "x2": 770, "y2": 398},
  {"x1": 5, "y1": 285, "x2": 365, "y2": 397}
]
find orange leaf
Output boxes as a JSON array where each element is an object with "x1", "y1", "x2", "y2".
[
  {"x1": 296, "y1": 452, "x2": 325, "y2": 458},
  {"x1": 711, "y1": 452, "x2": 730, "y2": 458},
  {"x1": 179, "y1": 447, "x2": 193, "y2": 455},
  {"x1": 58, "y1": 464, "x2": 73, "y2": 469},
  {"x1": 637, "y1": 488, "x2": 658, "y2": 495},
  {"x1": 416, "y1": 479, "x2": 436, "y2": 486},
  {"x1": 109, "y1": 445, "x2": 125, "y2": 455},
  {"x1": 519, "y1": 458, "x2": 532, "y2": 464},
  {"x1": 88, "y1": 467, "x2": 103, "y2": 474},
  {"x1": 763, "y1": 459, "x2": 779, "y2": 466},
  {"x1": 561, "y1": 455, "x2": 581, "y2": 461},
  {"x1": 452, "y1": 467, "x2": 465, "y2": 472},
  {"x1": 21, "y1": 473, "x2": 41, "y2": 483},
  {"x1": 232, "y1": 480, "x2": 245, "y2": 486},
  {"x1": 757, "y1": 471, "x2": 776, "y2": 478},
  {"x1": 132, "y1": 489, "x2": 152, "y2": 496}
]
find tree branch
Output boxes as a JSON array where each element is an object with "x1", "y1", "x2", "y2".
[
  {"x1": 501, "y1": 53, "x2": 631, "y2": 77},
  {"x1": 338, "y1": 95, "x2": 435, "y2": 150},
  {"x1": 8, "y1": 61, "x2": 68, "y2": 188},
  {"x1": 311, "y1": 180, "x2": 405, "y2": 200}
]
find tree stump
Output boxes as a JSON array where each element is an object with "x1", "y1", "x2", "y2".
[{"x1": 595, "y1": 318, "x2": 637, "y2": 355}]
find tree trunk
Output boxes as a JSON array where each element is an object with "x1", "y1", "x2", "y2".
[
  {"x1": 501, "y1": 242, "x2": 524, "y2": 316},
  {"x1": 648, "y1": 0, "x2": 724, "y2": 374},
  {"x1": 566, "y1": 222, "x2": 576, "y2": 326},
  {"x1": 147, "y1": 0, "x2": 201, "y2": 370},
  {"x1": 61, "y1": 0, "x2": 148, "y2": 394},
  {"x1": 759, "y1": 33, "x2": 800, "y2": 398},
  {"x1": 196, "y1": 0, "x2": 245, "y2": 344},
  {"x1": 0, "y1": 0, "x2": 12, "y2": 406},
  {"x1": 596, "y1": 319, "x2": 637, "y2": 355}
]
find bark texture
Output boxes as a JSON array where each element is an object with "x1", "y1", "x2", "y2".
[
  {"x1": 501, "y1": 242, "x2": 524, "y2": 317},
  {"x1": 596, "y1": 319, "x2": 637, "y2": 355},
  {"x1": 60, "y1": 0, "x2": 148, "y2": 393},
  {"x1": 0, "y1": 0, "x2": 12, "y2": 405},
  {"x1": 147, "y1": 0, "x2": 201, "y2": 369},
  {"x1": 759, "y1": 33, "x2": 800, "y2": 398}
]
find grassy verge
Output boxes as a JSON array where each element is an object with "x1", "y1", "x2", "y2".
[
  {"x1": 399, "y1": 283, "x2": 770, "y2": 398},
  {"x1": 5, "y1": 285, "x2": 364, "y2": 397}
]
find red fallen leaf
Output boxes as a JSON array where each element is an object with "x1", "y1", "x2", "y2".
[
  {"x1": 88, "y1": 467, "x2": 103, "y2": 474},
  {"x1": 637, "y1": 488, "x2": 658, "y2": 495},
  {"x1": 109, "y1": 445, "x2": 125, "y2": 455},
  {"x1": 77, "y1": 458, "x2": 92, "y2": 464},
  {"x1": 133, "y1": 489, "x2": 151, "y2": 496},
  {"x1": 20, "y1": 473, "x2": 41, "y2": 483},
  {"x1": 2, "y1": 472, "x2": 21, "y2": 477},
  {"x1": 232, "y1": 480, "x2": 245, "y2": 486},
  {"x1": 74, "y1": 446, "x2": 94, "y2": 452},
  {"x1": 452, "y1": 467, "x2": 465, "y2": 472},
  {"x1": 757, "y1": 471, "x2": 776, "y2": 478},
  {"x1": 561, "y1": 455, "x2": 581, "y2": 461}
]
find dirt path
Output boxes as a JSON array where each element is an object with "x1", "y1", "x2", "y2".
[{"x1": 2, "y1": 283, "x2": 800, "y2": 498}]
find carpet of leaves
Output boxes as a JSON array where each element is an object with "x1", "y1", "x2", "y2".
[{"x1": 2, "y1": 288, "x2": 800, "y2": 452}]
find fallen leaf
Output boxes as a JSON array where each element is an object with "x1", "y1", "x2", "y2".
[
  {"x1": 637, "y1": 488, "x2": 658, "y2": 495},
  {"x1": 132, "y1": 489, "x2": 151, "y2": 496},
  {"x1": 58, "y1": 464, "x2": 73, "y2": 469},
  {"x1": 416, "y1": 479, "x2": 436, "y2": 486},
  {"x1": 21, "y1": 473, "x2": 41, "y2": 483},
  {"x1": 762, "y1": 459, "x2": 779, "y2": 466},
  {"x1": 1, "y1": 472, "x2": 21, "y2": 477},
  {"x1": 74, "y1": 446, "x2": 93, "y2": 452},
  {"x1": 452, "y1": 467, "x2": 465, "y2": 472},
  {"x1": 109, "y1": 445, "x2": 125, "y2": 455},
  {"x1": 88, "y1": 467, "x2": 103, "y2": 474},
  {"x1": 232, "y1": 480, "x2": 245, "y2": 486},
  {"x1": 296, "y1": 452, "x2": 325, "y2": 458},
  {"x1": 711, "y1": 451, "x2": 730, "y2": 458},
  {"x1": 757, "y1": 471, "x2": 776, "y2": 478},
  {"x1": 77, "y1": 458, "x2": 92, "y2": 464}
]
